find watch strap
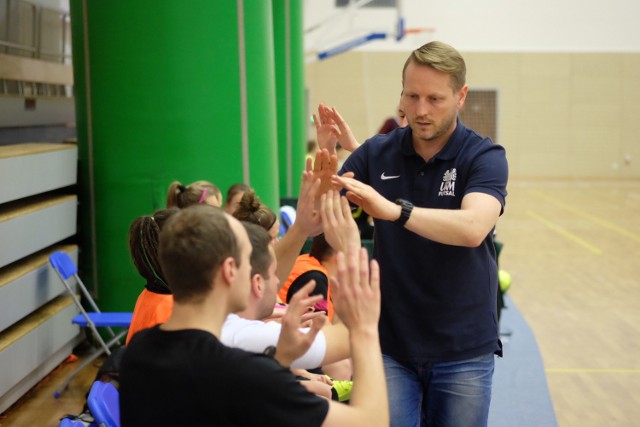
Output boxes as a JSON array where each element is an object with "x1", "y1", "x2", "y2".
[{"x1": 393, "y1": 199, "x2": 413, "y2": 226}]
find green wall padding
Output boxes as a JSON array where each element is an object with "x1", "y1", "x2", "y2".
[
  {"x1": 70, "y1": 0, "x2": 281, "y2": 311},
  {"x1": 244, "y1": 0, "x2": 279, "y2": 210},
  {"x1": 273, "y1": 0, "x2": 306, "y2": 197}
]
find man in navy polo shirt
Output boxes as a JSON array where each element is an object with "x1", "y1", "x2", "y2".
[{"x1": 330, "y1": 41, "x2": 509, "y2": 427}]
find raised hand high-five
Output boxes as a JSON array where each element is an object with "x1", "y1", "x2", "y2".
[
  {"x1": 330, "y1": 246, "x2": 380, "y2": 333},
  {"x1": 275, "y1": 281, "x2": 327, "y2": 368},
  {"x1": 314, "y1": 103, "x2": 360, "y2": 154},
  {"x1": 320, "y1": 190, "x2": 361, "y2": 254},
  {"x1": 312, "y1": 148, "x2": 339, "y2": 199}
]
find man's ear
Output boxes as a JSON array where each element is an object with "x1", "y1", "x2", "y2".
[
  {"x1": 251, "y1": 273, "x2": 264, "y2": 297},
  {"x1": 456, "y1": 84, "x2": 468, "y2": 110},
  {"x1": 220, "y1": 256, "x2": 236, "y2": 287}
]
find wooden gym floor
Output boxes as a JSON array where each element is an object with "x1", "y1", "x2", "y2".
[
  {"x1": 0, "y1": 179, "x2": 639, "y2": 427},
  {"x1": 0, "y1": 345, "x2": 101, "y2": 427},
  {"x1": 497, "y1": 179, "x2": 640, "y2": 427}
]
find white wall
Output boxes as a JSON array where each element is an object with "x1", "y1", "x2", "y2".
[
  {"x1": 304, "y1": 0, "x2": 640, "y2": 55},
  {"x1": 304, "y1": 1, "x2": 640, "y2": 179}
]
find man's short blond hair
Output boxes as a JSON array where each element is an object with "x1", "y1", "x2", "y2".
[{"x1": 402, "y1": 41, "x2": 466, "y2": 92}]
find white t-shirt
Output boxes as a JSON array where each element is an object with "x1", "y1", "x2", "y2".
[{"x1": 221, "y1": 313, "x2": 327, "y2": 370}]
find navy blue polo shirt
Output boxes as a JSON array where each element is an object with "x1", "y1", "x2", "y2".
[{"x1": 340, "y1": 119, "x2": 508, "y2": 363}]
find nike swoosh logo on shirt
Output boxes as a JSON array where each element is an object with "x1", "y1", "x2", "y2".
[{"x1": 381, "y1": 172, "x2": 400, "y2": 180}]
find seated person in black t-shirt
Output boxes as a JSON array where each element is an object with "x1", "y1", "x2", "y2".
[{"x1": 120, "y1": 204, "x2": 388, "y2": 427}]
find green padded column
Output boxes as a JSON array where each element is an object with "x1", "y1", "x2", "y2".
[
  {"x1": 243, "y1": 0, "x2": 280, "y2": 209},
  {"x1": 273, "y1": 0, "x2": 306, "y2": 197},
  {"x1": 70, "y1": 0, "x2": 279, "y2": 310}
]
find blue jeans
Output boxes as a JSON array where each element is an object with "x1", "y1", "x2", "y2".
[{"x1": 383, "y1": 353, "x2": 494, "y2": 427}]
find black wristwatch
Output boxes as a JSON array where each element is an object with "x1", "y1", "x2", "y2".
[{"x1": 393, "y1": 199, "x2": 413, "y2": 227}]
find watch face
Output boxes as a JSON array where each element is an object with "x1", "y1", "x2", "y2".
[{"x1": 396, "y1": 199, "x2": 411, "y2": 208}]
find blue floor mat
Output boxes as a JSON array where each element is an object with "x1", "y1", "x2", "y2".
[{"x1": 488, "y1": 295, "x2": 558, "y2": 427}]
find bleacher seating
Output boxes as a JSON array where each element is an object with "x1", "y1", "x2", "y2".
[{"x1": 0, "y1": 142, "x2": 80, "y2": 414}]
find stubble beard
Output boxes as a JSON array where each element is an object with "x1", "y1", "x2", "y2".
[{"x1": 413, "y1": 111, "x2": 457, "y2": 144}]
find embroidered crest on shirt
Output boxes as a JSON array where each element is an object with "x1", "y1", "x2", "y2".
[{"x1": 438, "y1": 168, "x2": 457, "y2": 197}]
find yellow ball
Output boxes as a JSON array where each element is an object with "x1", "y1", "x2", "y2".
[{"x1": 498, "y1": 269, "x2": 512, "y2": 292}]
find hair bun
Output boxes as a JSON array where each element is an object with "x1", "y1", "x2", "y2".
[{"x1": 241, "y1": 190, "x2": 260, "y2": 212}]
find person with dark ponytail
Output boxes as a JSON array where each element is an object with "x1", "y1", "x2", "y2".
[
  {"x1": 126, "y1": 207, "x2": 179, "y2": 344},
  {"x1": 165, "y1": 180, "x2": 222, "y2": 209}
]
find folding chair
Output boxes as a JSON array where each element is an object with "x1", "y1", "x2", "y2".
[
  {"x1": 49, "y1": 251, "x2": 132, "y2": 398},
  {"x1": 87, "y1": 381, "x2": 120, "y2": 427},
  {"x1": 58, "y1": 415, "x2": 97, "y2": 427}
]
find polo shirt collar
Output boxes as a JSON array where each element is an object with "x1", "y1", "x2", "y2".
[{"x1": 400, "y1": 117, "x2": 467, "y2": 160}]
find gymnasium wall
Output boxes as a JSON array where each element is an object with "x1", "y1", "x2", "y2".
[
  {"x1": 306, "y1": 50, "x2": 640, "y2": 179},
  {"x1": 305, "y1": 0, "x2": 640, "y2": 53},
  {"x1": 0, "y1": 1, "x2": 74, "y2": 142},
  {"x1": 304, "y1": 0, "x2": 640, "y2": 179}
]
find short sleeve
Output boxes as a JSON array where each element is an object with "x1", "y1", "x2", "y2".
[
  {"x1": 221, "y1": 315, "x2": 327, "y2": 370},
  {"x1": 286, "y1": 270, "x2": 329, "y2": 302},
  {"x1": 465, "y1": 143, "x2": 508, "y2": 212}
]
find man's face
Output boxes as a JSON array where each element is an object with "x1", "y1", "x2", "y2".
[
  {"x1": 228, "y1": 216, "x2": 253, "y2": 312},
  {"x1": 257, "y1": 247, "x2": 280, "y2": 319},
  {"x1": 402, "y1": 61, "x2": 467, "y2": 146}
]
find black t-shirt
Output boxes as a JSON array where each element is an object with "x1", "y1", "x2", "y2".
[{"x1": 120, "y1": 326, "x2": 329, "y2": 426}]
